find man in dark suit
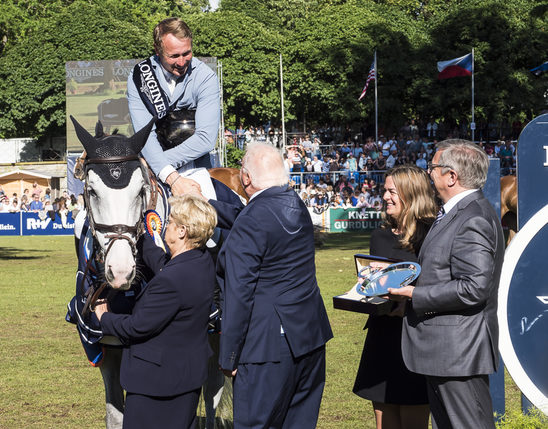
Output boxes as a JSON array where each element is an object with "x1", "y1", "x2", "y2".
[
  {"x1": 389, "y1": 140, "x2": 504, "y2": 429},
  {"x1": 217, "y1": 143, "x2": 333, "y2": 428}
]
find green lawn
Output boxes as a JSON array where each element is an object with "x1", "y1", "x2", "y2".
[{"x1": 0, "y1": 234, "x2": 544, "y2": 428}]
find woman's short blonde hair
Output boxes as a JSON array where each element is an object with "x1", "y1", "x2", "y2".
[{"x1": 168, "y1": 194, "x2": 217, "y2": 249}]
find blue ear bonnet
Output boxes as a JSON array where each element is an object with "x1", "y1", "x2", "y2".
[
  {"x1": 86, "y1": 134, "x2": 142, "y2": 189},
  {"x1": 70, "y1": 116, "x2": 155, "y2": 189}
]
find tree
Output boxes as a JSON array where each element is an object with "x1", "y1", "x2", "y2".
[
  {"x1": 0, "y1": 0, "x2": 545, "y2": 142},
  {"x1": 410, "y1": 0, "x2": 548, "y2": 137},
  {"x1": 0, "y1": 0, "x2": 76, "y2": 54},
  {"x1": 0, "y1": 0, "x2": 149, "y2": 140},
  {"x1": 219, "y1": 0, "x2": 322, "y2": 31},
  {"x1": 284, "y1": 0, "x2": 423, "y2": 131},
  {"x1": 188, "y1": 10, "x2": 286, "y2": 127}
]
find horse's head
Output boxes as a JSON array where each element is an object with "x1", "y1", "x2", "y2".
[{"x1": 71, "y1": 116, "x2": 155, "y2": 289}]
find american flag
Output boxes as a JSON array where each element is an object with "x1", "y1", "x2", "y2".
[{"x1": 358, "y1": 60, "x2": 376, "y2": 101}]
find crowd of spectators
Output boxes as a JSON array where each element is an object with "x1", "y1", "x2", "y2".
[
  {"x1": 295, "y1": 175, "x2": 384, "y2": 214},
  {"x1": 225, "y1": 115, "x2": 525, "y2": 149},
  {"x1": 0, "y1": 123, "x2": 517, "y2": 217},
  {"x1": 225, "y1": 122, "x2": 283, "y2": 149},
  {"x1": 282, "y1": 133, "x2": 516, "y2": 212},
  {"x1": 0, "y1": 182, "x2": 84, "y2": 225},
  {"x1": 278, "y1": 133, "x2": 516, "y2": 212},
  {"x1": 224, "y1": 125, "x2": 516, "y2": 212}
]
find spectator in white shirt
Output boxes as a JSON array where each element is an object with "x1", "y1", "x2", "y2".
[
  {"x1": 386, "y1": 150, "x2": 397, "y2": 169},
  {"x1": 312, "y1": 156, "x2": 323, "y2": 173}
]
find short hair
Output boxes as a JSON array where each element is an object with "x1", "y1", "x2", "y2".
[
  {"x1": 153, "y1": 18, "x2": 193, "y2": 55},
  {"x1": 168, "y1": 194, "x2": 217, "y2": 249},
  {"x1": 242, "y1": 143, "x2": 289, "y2": 189},
  {"x1": 436, "y1": 139, "x2": 489, "y2": 189},
  {"x1": 384, "y1": 164, "x2": 437, "y2": 252}
]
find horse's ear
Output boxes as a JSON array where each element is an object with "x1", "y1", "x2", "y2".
[
  {"x1": 129, "y1": 116, "x2": 156, "y2": 153},
  {"x1": 71, "y1": 116, "x2": 97, "y2": 154},
  {"x1": 95, "y1": 121, "x2": 104, "y2": 138}
]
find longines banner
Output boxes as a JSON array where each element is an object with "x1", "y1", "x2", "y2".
[
  {"x1": 66, "y1": 58, "x2": 218, "y2": 153},
  {"x1": 0, "y1": 212, "x2": 75, "y2": 236}
]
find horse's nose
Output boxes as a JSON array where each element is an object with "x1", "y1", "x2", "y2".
[{"x1": 106, "y1": 264, "x2": 135, "y2": 287}]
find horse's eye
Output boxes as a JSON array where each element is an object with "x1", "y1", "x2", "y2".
[{"x1": 88, "y1": 189, "x2": 97, "y2": 198}]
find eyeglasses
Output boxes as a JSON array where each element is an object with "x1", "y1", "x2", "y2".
[{"x1": 427, "y1": 162, "x2": 453, "y2": 174}]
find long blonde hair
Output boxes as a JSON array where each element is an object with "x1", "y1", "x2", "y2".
[{"x1": 384, "y1": 165, "x2": 437, "y2": 252}]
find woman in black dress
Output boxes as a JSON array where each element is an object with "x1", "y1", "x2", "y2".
[{"x1": 353, "y1": 165, "x2": 437, "y2": 429}]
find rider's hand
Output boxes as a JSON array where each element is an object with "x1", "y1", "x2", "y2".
[{"x1": 167, "y1": 173, "x2": 202, "y2": 196}]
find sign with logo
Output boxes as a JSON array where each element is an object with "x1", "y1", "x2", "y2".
[
  {"x1": 0, "y1": 212, "x2": 75, "y2": 236},
  {"x1": 0, "y1": 213, "x2": 21, "y2": 235},
  {"x1": 329, "y1": 208, "x2": 383, "y2": 232},
  {"x1": 498, "y1": 113, "x2": 548, "y2": 414},
  {"x1": 22, "y1": 212, "x2": 75, "y2": 236}
]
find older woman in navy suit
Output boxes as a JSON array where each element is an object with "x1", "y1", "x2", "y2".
[{"x1": 95, "y1": 194, "x2": 217, "y2": 429}]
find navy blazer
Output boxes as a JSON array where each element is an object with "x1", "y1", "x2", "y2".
[
  {"x1": 101, "y1": 236, "x2": 215, "y2": 397},
  {"x1": 217, "y1": 185, "x2": 333, "y2": 370}
]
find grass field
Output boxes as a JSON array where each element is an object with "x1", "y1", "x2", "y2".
[{"x1": 0, "y1": 234, "x2": 545, "y2": 428}]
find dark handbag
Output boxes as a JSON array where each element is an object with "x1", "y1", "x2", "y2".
[{"x1": 155, "y1": 109, "x2": 196, "y2": 150}]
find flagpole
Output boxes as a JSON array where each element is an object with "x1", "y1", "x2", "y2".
[
  {"x1": 374, "y1": 49, "x2": 378, "y2": 145},
  {"x1": 471, "y1": 48, "x2": 475, "y2": 142},
  {"x1": 280, "y1": 53, "x2": 286, "y2": 152},
  {"x1": 218, "y1": 61, "x2": 225, "y2": 166}
]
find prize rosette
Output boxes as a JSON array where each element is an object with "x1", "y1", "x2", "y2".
[{"x1": 144, "y1": 210, "x2": 166, "y2": 252}]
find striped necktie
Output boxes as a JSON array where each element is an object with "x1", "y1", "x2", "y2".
[{"x1": 434, "y1": 207, "x2": 445, "y2": 226}]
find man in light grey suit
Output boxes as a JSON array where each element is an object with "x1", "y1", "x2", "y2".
[{"x1": 389, "y1": 140, "x2": 504, "y2": 429}]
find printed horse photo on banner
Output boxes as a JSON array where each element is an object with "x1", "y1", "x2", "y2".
[{"x1": 65, "y1": 115, "x2": 245, "y2": 429}]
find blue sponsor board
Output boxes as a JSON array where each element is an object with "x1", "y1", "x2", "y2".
[
  {"x1": 499, "y1": 113, "x2": 548, "y2": 414},
  {"x1": 0, "y1": 212, "x2": 75, "y2": 236},
  {"x1": 0, "y1": 213, "x2": 21, "y2": 236}
]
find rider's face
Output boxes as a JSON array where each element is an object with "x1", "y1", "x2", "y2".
[{"x1": 157, "y1": 33, "x2": 193, "y2": 77}]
